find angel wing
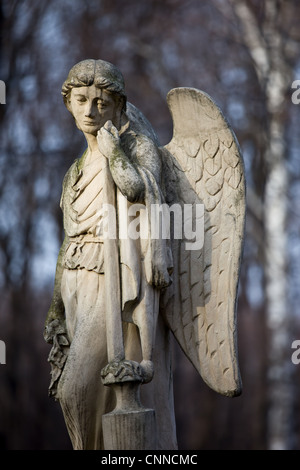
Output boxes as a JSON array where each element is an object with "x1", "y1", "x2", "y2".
[{"x1": 160, "y1": 87, "x2": 245, "y2": 397}]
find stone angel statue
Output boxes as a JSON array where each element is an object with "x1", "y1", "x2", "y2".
[{"x1": 44, "y1": 59, "x2": 245, "y2": 450}]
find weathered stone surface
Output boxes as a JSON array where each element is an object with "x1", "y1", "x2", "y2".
[
  {"x1": 44, "y1": 60, "x2": 245, "y2": 450},
  {"x1": 103, "y1": 409, "x2": 156, "y2": 451}
]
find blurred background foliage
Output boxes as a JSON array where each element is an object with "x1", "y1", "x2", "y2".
[{"x1": 0, "y1": 0, "x2": 300, "y2": 450}]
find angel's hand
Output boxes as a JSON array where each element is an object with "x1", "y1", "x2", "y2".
[{"x1": 97, "y1": 120, "x2": 121, "y2": 159}]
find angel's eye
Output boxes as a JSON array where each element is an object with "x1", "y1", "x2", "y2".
[
  {"x1": 76, "y1": 96, "x2": 87, "y2": 103},
  {"x1": 97, "y1": 100, "x2": 107, "y2": 108}
]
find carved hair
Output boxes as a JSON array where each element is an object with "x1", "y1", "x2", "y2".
[{"x1": 61, "y1": 59, "x2": 127, "y2": 111}]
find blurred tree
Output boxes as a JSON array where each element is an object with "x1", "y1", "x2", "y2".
[{"x1": 223, "y1": 0, "x2": 299, "y2": 450}]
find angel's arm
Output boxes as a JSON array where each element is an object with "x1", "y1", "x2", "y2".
[{"x1": 97, "y1": 121, "x2": 161, "y2": 203}]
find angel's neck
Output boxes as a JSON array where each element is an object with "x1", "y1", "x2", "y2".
[
  {"x1": 84, "y1": 132, "x2": 98, "y2": 152},
  {"x1": 83, "y1": 133, "x2": 103, "y2": 165}
]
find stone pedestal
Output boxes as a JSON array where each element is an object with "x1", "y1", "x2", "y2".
[
  {"x1": 102, "y1": 407, "x2": 156, "y2": 450},
  {"x1": 101, "y1": 363, "x2": 157, "y2": 450}
]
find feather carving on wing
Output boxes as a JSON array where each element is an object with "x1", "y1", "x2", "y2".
[{"x1": 160, "y1": 88, "x2": 245, "y2": 397}]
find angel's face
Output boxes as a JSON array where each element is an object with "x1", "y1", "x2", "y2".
[{"x1": 67, "y1": 85, "x2": 121, "y2": 136}]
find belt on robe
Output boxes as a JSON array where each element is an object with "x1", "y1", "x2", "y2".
[{"x1": 68, "y1": 234, "x2": 105, "y2": 244}]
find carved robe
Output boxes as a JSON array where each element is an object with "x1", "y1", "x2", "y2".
[{"x1": 57, "y1": 128, "x2": 177, "y2": 450}]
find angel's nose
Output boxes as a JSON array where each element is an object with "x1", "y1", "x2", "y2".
[{"x1": 85, "y1": 102, "x2": 95, "y2": 118}]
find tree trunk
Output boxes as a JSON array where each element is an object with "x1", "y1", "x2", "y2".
[{"x1": 228, "y1": 0, "x2": 294, "y2": 449}]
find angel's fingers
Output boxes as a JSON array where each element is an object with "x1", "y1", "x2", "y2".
[
  {"x1": 97, "y1": 128, "x2": 103, "y2": 139},
  {"x1": 104, "y1": 120, "x2": 112, "y2": 131},
  {"x1": 99, "y1": 126, "x2": 114, "y2": 139},
  {"x1": 97, "y1": 127, "x2": 110, "y2": 143},
  {"x1": 110, "y1": 124, "x2": 119, "y2": 139}
]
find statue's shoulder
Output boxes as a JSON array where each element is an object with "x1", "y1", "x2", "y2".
[
  {"x1": 121, "y1": 128, "x2": 159, "y2": 162},
  {"x1": 60, "y1": 158, "x2": 81, "y2": 209},
  {"x1": 62, "y1": 157, "x2": 81, "y2": 187}
]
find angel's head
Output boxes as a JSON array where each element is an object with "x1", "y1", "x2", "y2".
[{"x1": 61, "y1": 59, "x2": 127, "y2": 135}]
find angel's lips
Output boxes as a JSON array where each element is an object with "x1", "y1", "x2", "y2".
[{"x1": 84, "y1": 120, "x2": 97, "y2": 126}]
